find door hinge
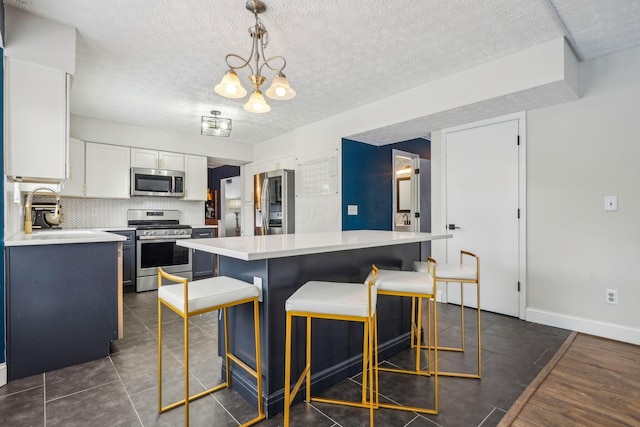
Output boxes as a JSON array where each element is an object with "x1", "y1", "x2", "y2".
[
  {"x1": 517, "y1": 135, "x2": 520, "y2": 146},
  {"x1": 414, "y1": 212, "x2": 420, "y2": 218},
  {"x1": 517, "y1": 281, "x2": 521, "y2": 292},
  {"x1": 517, "y1": 208, "x2": 520, "y2": 219},
  {"x1": 414, "y1": 168, "x2": 420, "y2": 174}
]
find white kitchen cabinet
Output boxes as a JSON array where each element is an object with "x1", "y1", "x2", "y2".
[
  {"x1": 183, "y1": 155, "x2": 207, "y2": 201},
  {"x1": 60, "y1": 138, "x2": 85, "y2": 197},
  {"x1": 242, "y1": 162, "x2": 256, "y2": 203},
  {"x1": 131, "y1": 148, "x2": 184, "y2": 171},
  {"x1": 160, "y1": 152, "x2": 184, "y2": 171},
  {"x1": 85, "y1": 142, "x2": 131, "y2": 198},
  {"x1": 5, "y1": 58, "x2": 69, "y2": 183}
]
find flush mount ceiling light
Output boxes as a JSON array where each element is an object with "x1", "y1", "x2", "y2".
[
  {"x1": 201, "y1": 110, "x2": 232, "y2": 137},
  {"x1": 214, "y1": 0, "x2": 296, "y2": 114}
]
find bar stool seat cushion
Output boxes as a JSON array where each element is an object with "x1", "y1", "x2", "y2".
[
  {"x1": 159, "y1": 276, "x2": 259, "y2": 314},
  {"x1": 366, "y1": 269, "x2": 434, "y2": 295},
  {"x1": 414, "y1": 261, "x2": 477, "y2": 280},
  {"x1": 285, "y1": 281, "x2": 376, "y2": 318}
]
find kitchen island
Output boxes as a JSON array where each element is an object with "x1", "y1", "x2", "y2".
[
  {"x1": 178, "y1": 230, "x2": 450, "y2": 416},
  {"x1": 5, "y1": 229, "x2": 126, "y2": 380}
]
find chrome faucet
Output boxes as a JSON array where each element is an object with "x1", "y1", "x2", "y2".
[
  {"x1": 403, "y1": 213, "x2": 410, "y2": 225},
  {"x1": 24, "y1": 187, "x2": 62, "y2": 234}
]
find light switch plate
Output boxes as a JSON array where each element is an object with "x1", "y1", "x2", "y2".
[
  {"x1": 604, "y1": 196, "x2": 618, "y2": 211},
  {"x1": 347, "y1": 205, "x2": 358, "y2": 215}
]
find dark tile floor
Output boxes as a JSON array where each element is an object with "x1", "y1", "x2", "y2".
[{"x1": 0, "y1": 291, "x2": 571, "y2": 427}]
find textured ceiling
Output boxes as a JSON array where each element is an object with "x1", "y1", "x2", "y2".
[{"x1": 5, "y1": 0, "x2": 640, "y2": 148}]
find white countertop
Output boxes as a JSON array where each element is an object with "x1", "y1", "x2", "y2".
[
  {"x1": 5, "y1": 229, "x2": 127, "y2": 246},
  {"x1": 177, "y1": 230, "x2": 451, "y2": 261}
]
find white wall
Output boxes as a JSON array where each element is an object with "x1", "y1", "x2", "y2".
[
  {"x1": 4, "y1": 5, "x2": 76, "y2": 74},
  {"x1": 255, "y1": 38, "x2": 577, "y2": 232},
  {"x1": 71, "y1": 115, "x2": 253, "y2": 165},
  {"x1": 3, "y1": 179, "x2": 22, "y2": 240},
  {"x1": 525, "y1": 45, "x2": 640, "y2": 343},
  {"x1": 255, "y1": 39, "x2": 640, "y2": 345},
  {"x1": 429, "y1": 130, "x2": 445, "y2": 262}
]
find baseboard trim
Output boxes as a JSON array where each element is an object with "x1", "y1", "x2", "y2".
[
  {"x1": 526, "y1": 308, "x2": 640, "y2": 345},
  {"x1": 0, "y1": 363, "x2": 7, "y2": 387}
]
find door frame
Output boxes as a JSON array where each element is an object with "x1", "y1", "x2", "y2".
[
  {"x1": 438, "y1": 111, "x2": 527, "y2": 319},
  {"x1": 392, "y1": 149, "x2": 419, "y2": 232}
]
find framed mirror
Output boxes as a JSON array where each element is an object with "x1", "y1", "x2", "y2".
[{"x1": 396, "y1": 177, "x2": 411, "y2": 213}]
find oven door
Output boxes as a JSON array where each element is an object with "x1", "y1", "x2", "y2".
[{"x1": 136, "y1": 238, "x2": 192, "y2": 291}]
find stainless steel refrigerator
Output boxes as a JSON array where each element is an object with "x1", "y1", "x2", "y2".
[
  {"x1": 220, "y1": 176, "x2": 242, "y2": 237},
  {"x1": 254, "y1": 169, "x2": 295, "y2": 235}
]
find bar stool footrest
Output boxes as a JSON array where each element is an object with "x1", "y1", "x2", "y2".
[
  {"x1": 438, "y1": 371, "x2": 481, "y2": 379},
  {"x1": 160, "y1": 382, "x2": 229, "y2": 412},
  {"x1": 312, "y1": 396, "x2": 377, "y2": 409},
  {"x1": 377, "y1": 366, "x2": 432, "y2": 377},
  {"x1": 377, "y1": 402, "x2": 438, "y2": 415}
]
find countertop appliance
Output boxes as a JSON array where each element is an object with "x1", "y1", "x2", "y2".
[
  {"x1": 24, "y1": 187, "x2": 63, "y2": 233},
  {"x1": 31, "y1": 203, "x2": 63, "y2": 229},
  {"x1": 130, "y1": 167, "x2": 185, "y2": 197},
  {"x1": 127, "y1": 209, "x2": 192, "y2": 292},
  {"x1": 254, "y1": 169, "x2": 295, "y2": 235}
]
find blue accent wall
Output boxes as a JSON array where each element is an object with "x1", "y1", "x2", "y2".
[{"x1": 342, "y1": 138, "x2": 430, "y2": 231}]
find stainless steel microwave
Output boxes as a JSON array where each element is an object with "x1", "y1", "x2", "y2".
[{"x1": 130, "y1": 167, "x2": 185, "y2": 197}]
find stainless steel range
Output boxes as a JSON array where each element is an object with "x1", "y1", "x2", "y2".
[{"x1": 127, "y1": 209, "x2": 192, "y2": 292}]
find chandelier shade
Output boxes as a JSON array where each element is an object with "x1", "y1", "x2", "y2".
[
  {"x1": 215, "y1": 0, "x2": 295, "y2": 113},
  {"x1": 201, "y1": 111, "x2": 232, "y2": 137},
  {"x1": 214, "y1": 70, "x2": 247, "y2": 99},
  {"x1": 244, "y1": 90, "x2": 271, "y2": 113},
  {"x1": 265, "y1": 72, "x2": 296, "y2": 100}
]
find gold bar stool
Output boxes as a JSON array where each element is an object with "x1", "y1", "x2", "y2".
[
  {"x1": 157, "y1": 268, "x2": 265, "y2": 427},
  {"x1": 284, "y1": 266, "x2": 379, "y2": 427},
  {"x1": 366, "y1": 257, "x2": 438, "y2": 415},
  {"x1": 414, "y1": 250, "x2": 481, "y2": 378}
]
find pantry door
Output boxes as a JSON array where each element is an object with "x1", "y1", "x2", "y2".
[{"x1": 443, "y1": 114, "x2": 524, "y2": 317}]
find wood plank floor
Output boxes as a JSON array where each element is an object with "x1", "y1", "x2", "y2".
[{"x1": 499, "y1": 332, "x2": 640, "y2": 426}]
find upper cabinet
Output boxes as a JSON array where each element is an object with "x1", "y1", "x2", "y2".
[
  {"x1": 85, "y1": 143, "x2": 131, "y2": 199},
  {"x1": 183, "y1": 155, "x2": 208, "y2": 201},
  {"x1": 60, "y1": 138, "x2": 86, "y2": 197},
  {"x1": 5, "y1": 58, "x2": 70, "y2": 183},
  {"x1": 131, "y1": 148, "x2": 184, "y2": 171}
]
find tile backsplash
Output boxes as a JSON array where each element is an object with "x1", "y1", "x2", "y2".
[{"x1": 44, "y1": 196, "x2": 204, "y2": 228}]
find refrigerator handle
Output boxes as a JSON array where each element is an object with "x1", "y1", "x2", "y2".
[{"x1": 262, "y1": 177, "x2": 269, "y2": 233}]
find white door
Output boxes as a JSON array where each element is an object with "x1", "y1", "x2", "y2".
[{"x1": 445, "y1": 118, "x2": 521, "y2": 316}]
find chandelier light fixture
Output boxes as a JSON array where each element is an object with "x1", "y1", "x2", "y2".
[
  {"x1": 214, "y1": 0, "x2": 296, "y2": 113},
  {"x1": 201, "y1": 110, "x2": 232, "y2": 137}
]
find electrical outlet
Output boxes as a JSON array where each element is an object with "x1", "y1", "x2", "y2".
[
  {"x1": 605, "y1": 289, "x2": 618, "y2": 305},
  {"x1": 604, "y1": 196, "x2": 618, "y2": 211}
]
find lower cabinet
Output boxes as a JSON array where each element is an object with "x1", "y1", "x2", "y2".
[
  {"x1": 192, "y1": 227, "x2": 216, "y2": 280},
  {"x1": 108, "y1": 230, "x2": 136, "y2": 292},
  {"x1": 6, "y1": 242, "x2": 119, "y2": 380}
]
